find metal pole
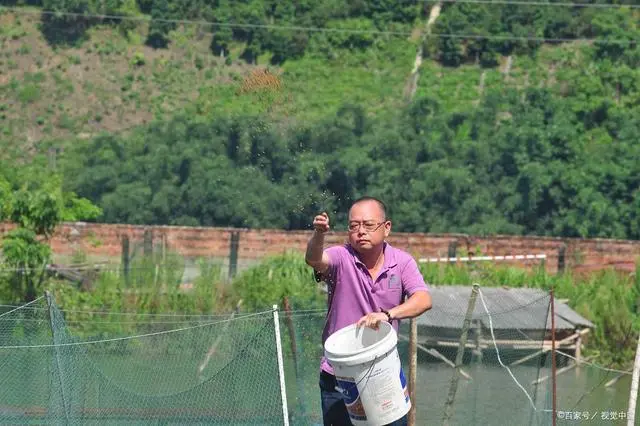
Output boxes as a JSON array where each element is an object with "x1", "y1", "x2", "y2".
[
  {"x1": 408, "y1": 316, "x2": 418, "y2": 426},
  {"x1": 273, "y1": 305, "x2": 290, "y2": 426},
  {"x1": 442, "y1": 283, "x2": 480, "y2": 426},
  {"x1": 626, "y1": 332, "x2": 640, "y2": 426},
  {"x1": 551, "y1": 288, "x2": 557, "y2": 426}
]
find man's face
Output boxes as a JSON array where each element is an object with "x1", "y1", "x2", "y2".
[{"x1": 347, "y1": 200, "x2": 391, "y2": 254}]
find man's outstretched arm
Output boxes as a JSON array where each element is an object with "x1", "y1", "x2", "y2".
[{"x1": 305, "y1": 212, "x2": 331, "y2": 274}]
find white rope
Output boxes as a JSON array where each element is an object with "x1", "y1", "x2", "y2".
[
  {"x1": 0, "y1": 6, "x2": 637, "y2": 44},
  {"x1": 477, "y1": 287, "x2": 539, "y2": 411},
  {"x1": 0, "y1": 296, "x2": 45, "y2": 319},
  {"x1": 0, "y1": 309, "x2": 272, "y2": 349},
  {"x1": 478, "y1": 286, "x2": 636, "y2": 419}
]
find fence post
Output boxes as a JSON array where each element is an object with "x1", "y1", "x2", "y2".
[
  {"x1": 442, "y1": 283, "x2": 480, "y2": 426},
  {"x1": 627, "y1": 332, "x2": 640, "y2": 426},
  {"x1": 121, "y1": 235, "x2": 130, "y2": 285},
  {"x1": 408, "y1": 316, "x2": 418, "y2": 426},
  {"x1": 273, "y1": 304, "x2": 290, "y2": 426},
  {"x1": 557, "y1": 245, "x2": 566, "y2": 273},
  {"x1": 229, "y1": 231, "x2": 240, "y2": 279},
  {"x1": 551, "y1": 288, "x2": 557, "y2": 426},
  {"x1": 143, "y1": 228, "x2": 153, "y2": 256},
  {"x1": 447, "y1": 240, "x2": 458, "y2": 259}
]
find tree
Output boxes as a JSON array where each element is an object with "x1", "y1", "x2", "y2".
[
  {"x1": 0, "y1": 173, "x2": 102, "y2": 302},
  {"x1": 146, "y1": 0, "x2": 175, "y2": 48}
]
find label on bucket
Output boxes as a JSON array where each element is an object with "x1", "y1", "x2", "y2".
[
  {"x1": 336, "y1": 376, "x2": 367, "y2": 422},
  {"x1": 400, "y1": 367, "x2": 410, "y2": 404}
]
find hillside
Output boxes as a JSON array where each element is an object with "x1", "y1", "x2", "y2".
[
  {"x1": 0, "y1": 2, "x2": 639, "y2": 239},
  {"x1": 0, "y1": 7, "x2": 419, "y2": 150}
]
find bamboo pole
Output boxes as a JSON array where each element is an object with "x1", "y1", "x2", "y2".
[
  {"x1": 442, "y1": 283, "x2": 479, "y2": 426},
  {"x1": 197, "y1": 300, "x2": 242, "y2": 379},
  {"x1": 532, "y1": 356, "x2": 595, "y2": 385},
  {"x1": 398, "y1": 334, "x2": 472, "y2": 380},
  {"x1": 627, "y1": 332, "x2": 640, "y2": 426},
  {"x1": 605, "y1": 373, "x2": 626, "y2": 388},
  {"x1": 551, "y1": 288, "x2": 557, "y2": 426},
  {"x1": 510, "y1": 332, "x2": 581, "y2": 367},
  {"x1": 408, "y1": 317, "x2": 417, "y2": 426}
]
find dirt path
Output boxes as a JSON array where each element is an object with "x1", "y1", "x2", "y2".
[{"x1": 403, "y1": 3, "x2": 442, "y2": 101}]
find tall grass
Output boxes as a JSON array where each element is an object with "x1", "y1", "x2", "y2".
[
  {"x1": 6, "y1": 251, "x2": 636, "y2": 366},
  {"x1": 231, "y1": 250, "x2": 327, "y2": 312}
]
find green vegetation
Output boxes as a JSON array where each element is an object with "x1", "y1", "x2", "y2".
[
  {"x1": 0, "y1": 159, "x2": 101, "y2": 301},
  {"x1": 2, "y1": 246, "x2": 638, "y2": 367},
  {"x1": 1, "y1": 1, "x2": 639, "y2": 364},
  {"x1": 1, "y1": 2, "x2": 638, "y2": 238}
]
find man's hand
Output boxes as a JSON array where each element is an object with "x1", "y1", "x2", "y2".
[
  {"x1": 306, "y1": 212, "x2": 330, "y2": 272},
  {"x1": 313, "y1": 212, "x2": 330, "y2": 234},
  {"x1": 356, "y1": 312, "x2": 389, "y2": 330}
]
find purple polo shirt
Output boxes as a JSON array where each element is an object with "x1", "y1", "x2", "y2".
[{"x1": 315, "y1": 242, "x2": 430, "y2": 375}]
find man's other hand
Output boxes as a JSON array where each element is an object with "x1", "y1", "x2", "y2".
[{"x1": 356, "y1": 312, "x2": 388, "y2": 330}]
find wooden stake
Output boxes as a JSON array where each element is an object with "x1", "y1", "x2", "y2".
[
  {"x1": 627, "y1": 332, "x2": 640, "y2": 426},
  {"x1": 510, "y1": 332, "x2": 580, "y2": 367},
  {"x1": 605, "y1": 373, "x2": 626, "y2": 388},
  {"x1": 398, "y1": 334, "x2": 472, "y2": 380},
  {"x1": 408, "y1": 317, "x2": 417, "y2": 426},
  {"x1": 551, "y1": 288, "x2": 557, "y2": 426},
  {"x1": 532, "y1": 356, "x2": 594, "y2": 385},
  {"x1": 197, "y1": 299, "x2": 242, "y2": 380},
  {"x1": 442, "y1": 283, "x2": 479, "y2": 426}
]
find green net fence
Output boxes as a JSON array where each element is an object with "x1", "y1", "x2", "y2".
[
  {"x1": 281, "y1": 287, "x2": 555, "y2": 425},
  {"x1": 281, "y1": 286, "x2": 636, "y2": 425},
  {"x1": 2, "y1": 286, "x2": 637, "y2": 425},
  {"x1": 0, "y1": 295, "x2": 286, "y2": 425}
]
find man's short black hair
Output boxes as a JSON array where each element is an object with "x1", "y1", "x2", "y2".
[{"x1": 351, "y1": 196, "x2": 387, "y2": 220}]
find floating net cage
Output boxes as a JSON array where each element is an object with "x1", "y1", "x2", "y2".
[{"x1": 1, "y1": 286, "x2": 637, "y2": 425}]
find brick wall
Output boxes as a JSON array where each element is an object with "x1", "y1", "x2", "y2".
[{"x1": 1, "y1": 222, "x2": 638, "y2": 274}]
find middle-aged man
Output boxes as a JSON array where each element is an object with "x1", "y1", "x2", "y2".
[{"x1": 305, "y1": 196, "x2": 432, "y2": 426}]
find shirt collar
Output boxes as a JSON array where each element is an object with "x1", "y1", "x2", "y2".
[{"x1": 347, "y1": 241, "x2": 398, "y2": 270}]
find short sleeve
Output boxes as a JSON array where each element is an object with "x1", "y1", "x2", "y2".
[
  {"x1": 313, "y1": 245, "x2": 344, "y2": 289},
  {"x1": 401, "y1": 256, "x2": 430, "y2": 297}
]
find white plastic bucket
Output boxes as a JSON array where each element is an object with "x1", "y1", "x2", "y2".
[{"x1": 324, "y1": 322, "x2": 410, "y2": 426}]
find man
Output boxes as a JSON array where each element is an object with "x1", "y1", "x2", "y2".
[{"x1": 305, "y1": 196, "x2": 432, "y2": 426}]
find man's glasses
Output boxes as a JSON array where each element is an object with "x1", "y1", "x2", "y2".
[{"x1": 348, "y1": 221, "x2": 385, "y2": 233}]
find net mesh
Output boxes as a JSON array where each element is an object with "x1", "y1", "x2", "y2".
[
  {"x1": 2, "y1": 286, "x2": 637, "y2": 425},
  {"x1": 277, "y1": 289, "x2": 554, "y2": 425},
  {"x1": 0, "y1": 296, "x2": 285, "y2": 425}
]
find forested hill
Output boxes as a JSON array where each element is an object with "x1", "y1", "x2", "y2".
[{"x1": 0, "y1": 1, "x2": 639, "y2": 239}]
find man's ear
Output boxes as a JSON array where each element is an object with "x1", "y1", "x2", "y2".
[{"x1": 384, "y1": 220, "x2": 392, "y2": 237}]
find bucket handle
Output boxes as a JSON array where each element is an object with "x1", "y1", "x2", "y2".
[{"x1": 334, "y1": 355, "x2": 379, "y2": 396}]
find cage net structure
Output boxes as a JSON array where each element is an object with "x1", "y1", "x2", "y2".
[
  {"x1": 279, "y1": 287, "x2": 586, "y2": 426},
  {"x1": 407, "y1": 287, "x2": 554, "y2": 425},
  {"x1": 0, "y1": 295, "x2": 286, "y2": 425},
  {"x1": 2, "y1": 287, "x2": 635, "y2": 426}
]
